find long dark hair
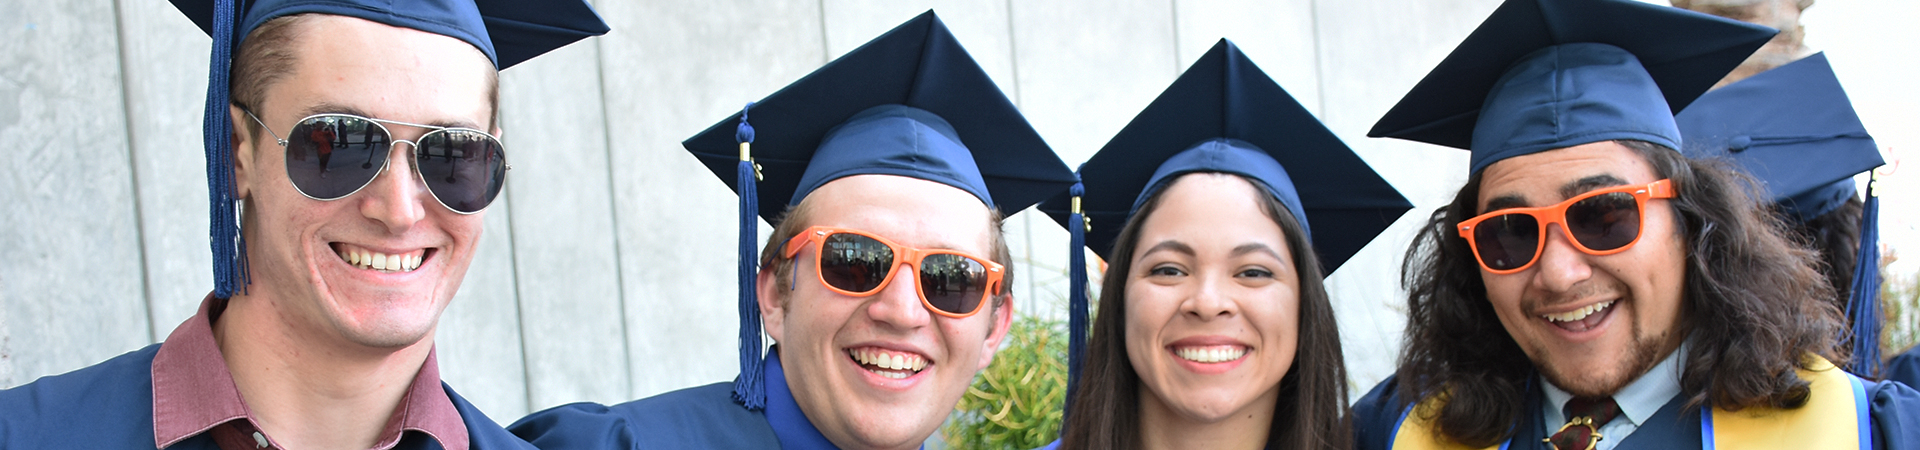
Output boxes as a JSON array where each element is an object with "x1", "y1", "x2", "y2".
[
  {"x1": 1395, "y1": 140, "x2": 1845, "y2": 446},
  {"x1": 1784, "y1": 197, "x2": 1864, "y2": 320},
  {"x1": 1058, "y1": 174, "x2": 1351, "y2": 450}
]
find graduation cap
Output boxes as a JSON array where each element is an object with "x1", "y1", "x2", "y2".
[
  {"x1": 1674, "y1": 52, "x2": 1886, "y2": 375},
  {"x1": 170, "y1": 0, "x2": 608, "y2": 298},
  {"x1": 1367, "y1": 0, "x2": 1776, "y2": 174},
  {"x1": 680, "y1": 11, "x2": 1077, "y2": 410},
  {"x1": 1036, "y1": 39, "x2": 1411, "y2": 418}
]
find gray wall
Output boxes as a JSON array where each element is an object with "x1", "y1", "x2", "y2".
[{"x1": 3, "y1": 0, "x2": 1911, "y2": 423}]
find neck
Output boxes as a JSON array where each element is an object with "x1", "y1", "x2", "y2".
[
  {"x1": 214, "y1": 293, "x2": 435, "y2": 450},
  {"x1": 1136, "y1": 385, "x2": 1274, "y2": 450}
]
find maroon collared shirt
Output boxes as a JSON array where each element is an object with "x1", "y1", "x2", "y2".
[{"x1": 150, "y1": 295, "x2": 469, "y2": 450}]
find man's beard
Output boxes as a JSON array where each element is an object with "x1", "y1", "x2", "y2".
[{"x1": 1534, "y1": 320, "x2": 1676, "y2": 398}]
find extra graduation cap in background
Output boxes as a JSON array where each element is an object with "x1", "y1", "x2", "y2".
[
  {"x1": 1367, "y1": 0, "x2": 1775, "y2": 174},
  {"x1": 1674, "y1": 53, "x2": 1886, "y2": 375},
  {"x1": 1037, "y1": 40, "x2": 1411, "y2": 418},
  {"x1": 681, "y1": 11, "x2": 1077, "y2": 410},
  {"x1": 171, "y1": 0, "x2": 609, "y2": 298}
]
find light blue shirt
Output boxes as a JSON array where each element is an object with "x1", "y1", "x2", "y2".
[{"x1": 1540, "y1": 342, "x2": 1686, "y2": 450}]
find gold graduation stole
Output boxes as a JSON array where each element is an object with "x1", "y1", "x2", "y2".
[{"x1": 1388, "y1": 355, "x2": 1866, "y2": 450}]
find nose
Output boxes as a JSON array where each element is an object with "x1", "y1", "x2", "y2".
[
  {"x1": 357, "y1": 142, "x2": 429, "y2": 233},
  {"x1": 1182, "y1": 272, "x2": 1236, "y2": 320},
  {"x1": 864, "y1": 263, "x2": 932, "y2": 330},
  {"x1": 1530, "y1": 224, "x2": 1593, "y2": 292}
]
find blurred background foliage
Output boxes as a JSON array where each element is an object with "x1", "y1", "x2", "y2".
[
  {"x1": 943, "y1": 313, "x2": 1069, "y2": 450},
  {"x1": 1882, "y1": 249, "x2": 1918, "y2": 355}
]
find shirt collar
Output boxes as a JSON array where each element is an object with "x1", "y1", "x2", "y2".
[
  {"x1": 1540, "y1": 339, "x2": 1688, "y2": 427},
  {"x1": 151, "y1": 294, "x2": 469, "y2": 450},
  {"x1": 764, "y1": 348, "x2": 841, "y2": 450}
]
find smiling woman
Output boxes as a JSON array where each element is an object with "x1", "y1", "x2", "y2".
[{"x1": 1046, "y1": 39, "x2": 1410, "y2": 450}]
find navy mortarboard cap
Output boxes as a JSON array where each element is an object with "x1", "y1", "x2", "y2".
[
  {"x1": 1037, "y1": 40, "x2": 1411, "y2": 418},
  {"x1": 1676, "y1": 53, "x2": 1881, "y2": 221},
  {"x1": 170, "y1": 0, "x2": 608, "y2": 299},
  {"x1": 681, "y1": 11, "x2": 1077, "y2": 410},
  {"x1": 1367, "y1": 0, "x2": 1776, "y2": 175},
  {"x1": 1675, "y1": 52, "x2": 1886, "y2": 376}
]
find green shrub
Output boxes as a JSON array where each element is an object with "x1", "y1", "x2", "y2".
[
  {"x1": 1881, "y1": 251, "x2": 1920, "y2": 354},
  {"x1": 943, "y1": 314, "x2": 1069, "y2": 449}
]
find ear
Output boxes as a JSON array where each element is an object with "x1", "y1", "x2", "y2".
[
  {"x1": 757, "y1": 264, "x2": 787, "y2": 344},
  {"x1": 976, "y1": 295, "x2": 1016, "y2": 371},
  {"x1": 228, "y1": 104, "x2": 258, "y2": 200}
]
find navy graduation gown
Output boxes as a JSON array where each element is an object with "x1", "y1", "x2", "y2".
[
  {"x1": 1884, "y1": 347, "x2": 1920, "y2": 389},
  {"x1": 1354, "y1": 373, "x2": 1920, "y2": 450},
  {"x1": 510, "y1": 382, "x2": 780, "y2": 449},
  {"x1": 0, "y1": 344, "x2": 532, "y2": 449},
  {"x1": 511, "y1": 352, "x2": 853, "y2": 449}
]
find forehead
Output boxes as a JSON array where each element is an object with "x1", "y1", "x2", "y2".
[
  {"x1": 800, "y1": 174, "x2": 995, "y2": 250},
  {"x1": 261, "y1": 15, "x2": 494, "y2": 127},
  {"x1": 1135, "y1": 173, "x2": 1287, "y2": 245},
  {"x1": 1476, "y1": 141, "x2": 1659, "y2": 208}
]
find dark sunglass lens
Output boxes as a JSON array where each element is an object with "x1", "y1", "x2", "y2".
[
  {"x1": 918, "y1": 254, "x2": 988, "y2": 315},
  {"x1": 1567, "y1": 192, "x2": 1641, "y2": 251},
  {"x1": 415, "y1": 130, "x2": 505, "y2": 213},
  {"x1": 1474, "y1": 214, "x2": 1540, "y2": 270},
  {"x1": 285, "y1": 116, "x2": 388, "y2": 199},
  {"x1": 819, "y1": 233, "x2": 894, "y2": 293}
]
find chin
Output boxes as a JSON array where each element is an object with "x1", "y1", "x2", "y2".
[{"x1": 326, "y1": 309, "x2": 440, "y2": 349}]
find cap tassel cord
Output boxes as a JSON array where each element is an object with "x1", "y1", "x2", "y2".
[
  {"x1": 1844, "y1": 171, "x2": 1883, "y2": 376},
  {"x1": 1064, "y1": 182, "x2": 1088, "y2": 424},
  {"x1": 206, "y1": 0, "x2": 249, "y2": 298},
  {"x1": 732, "y1": 103, "x2": 768, "y2": 410}
]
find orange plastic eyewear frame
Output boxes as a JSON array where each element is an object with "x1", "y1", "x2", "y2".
[
  {"x1": 781, "y1": 226, "x2": 1005, "y2": 318},
  {"x1": 1456, "y1": 178, "x2": 1674, "y2": 274}
]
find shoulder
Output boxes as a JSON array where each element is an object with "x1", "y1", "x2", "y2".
[
  {"x1": 0, "y1": 345, "x2": 164, "y2": 447},
  {"x1": 1353, "y1": 374, "x2": 1413, "y2": 450},
  {"x1": 443, "y1": 383, "x2": 538, "y2": 450},
  {"x1": 509, "y1": 382, "x2": 777, "y2": 450},
  {"x1": 1865, "y1": 378, "x2": 1920, "y2": 449}
]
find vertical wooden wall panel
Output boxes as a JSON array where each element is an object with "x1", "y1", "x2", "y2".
[
  {"x1": 500, "y1": 36, "x2": 632, "y2": 410},
  {"x1": 1312, "y1": 0, "x2": 1500, "y2": 389},
  {"x1": 0, "y1": 0, "x2": 150, "y2": 387},
  {"x1": 1172, "y1": 0, "x2": 1322, "y2": 113},
  {"x1": 114, "y1": 0, "x2": 215, "y2": 341},
  {"x1": 1002, "y1": 1, "x2": 1180, "y2": 322},
  {"x1": 592, "y1": 0, "x2": 827, "y2": 402}
]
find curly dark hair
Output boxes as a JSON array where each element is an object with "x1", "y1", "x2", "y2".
[
  {"x1": 1782, "y1": 196, "x2": 1864, "y2": 321},
  {"x1": 1394, "y1": 140, "x2": 1845, "y2": 446},
  {"x1": 1058, "y1": 174, "x2": 1351, "y2": 450}
]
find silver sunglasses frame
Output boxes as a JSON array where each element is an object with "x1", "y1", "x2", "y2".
[{"x1": 242, "y1": 109, "x2": 509, "y2": 215}]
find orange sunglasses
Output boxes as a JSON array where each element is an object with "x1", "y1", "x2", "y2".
[
  {"x1": 1457, "y1": 179, "x2": 1674, "y2": 274},
  {"x1": 782, "y1": 226, "x2": 1004, "y2": 318}
]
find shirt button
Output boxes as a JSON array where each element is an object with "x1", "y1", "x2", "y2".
[{"x1": 252, "y1": 431, "x2": 269, "y2": 448}]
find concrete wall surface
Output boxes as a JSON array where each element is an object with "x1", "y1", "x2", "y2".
[{"x1": 2, "y1": 0, "x2": 1913, "y2": 426}]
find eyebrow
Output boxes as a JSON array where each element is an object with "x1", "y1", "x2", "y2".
[
  {"x1": 1139, "y1": 240, "x2": 1196, "y2": 259},
  {"x1": 299, "y1": 103, "x2": 483, "y2": 130},
  {"x1": 1483, "y1": 174, "x2": 1631, "y2": 212},
  {"x1": 1230, "y1": 243, "x2": 1285, "y2": 261}
]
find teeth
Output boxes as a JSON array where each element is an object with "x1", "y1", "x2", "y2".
[
  {"x1": 1174, "y1": 345, "x2": 1247, "y2": 363},
  {"x1": 1543, "y1": 300, "x2": 1616, "y2": 323},
  {"x1": 337, "y1": 247, "x2": 425, "y2": 273},
  {"x1": 850, "y1": 347, "x2": 928, "y2": 376}
]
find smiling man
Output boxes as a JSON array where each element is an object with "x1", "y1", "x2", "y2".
[
  {"x1": 1349, "y1": 0, "x2": 1919, "y2": 449},
  {"x1": 0, "y1": 1, "x2": 604, "y2": 448},
  {"x1": 508, "y1": 12, "x2": 1077, "y2": 450}
]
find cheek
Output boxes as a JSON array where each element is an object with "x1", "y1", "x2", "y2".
[{"x1": 1253, "y1": 289, "x2": 1301, "y2": 350}]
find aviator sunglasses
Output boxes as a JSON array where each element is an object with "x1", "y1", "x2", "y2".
[
  {"x1": 782, "y1": 226, "x2": 1005, "y2": 318},
  {"x1": 1457, "y1": 179, "x2": 1674, "y2": 274},
  {"x1": 243, "y1": 109, "x2": 507, "y2": 214}
]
